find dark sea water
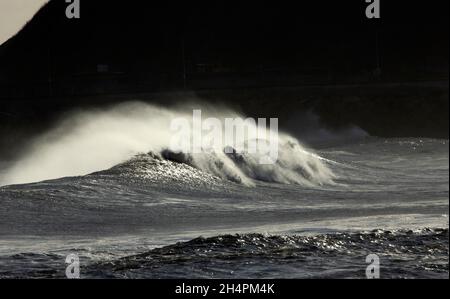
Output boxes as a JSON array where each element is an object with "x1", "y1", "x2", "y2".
[{"x1": 0, "y1": 137, "x2": 448, "y2": 279}]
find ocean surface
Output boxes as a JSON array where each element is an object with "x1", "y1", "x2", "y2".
[{"x1": 0, "y1": 106, "x2": 448, "y2": 279}]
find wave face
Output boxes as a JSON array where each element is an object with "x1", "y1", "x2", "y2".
[
  {"x1": 0, "y1": 101, "x2": 335, "y2": 187},
  {"x1": 0, "y1": 229, "x2": 447, "y2": 279},
  {"x1": 88, "y1": 229, "x2": 449, "y2": 279}
]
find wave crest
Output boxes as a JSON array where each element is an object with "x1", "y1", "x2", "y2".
[{"x1": 1, "y1": 101, "x2": 335, "y2": 187}]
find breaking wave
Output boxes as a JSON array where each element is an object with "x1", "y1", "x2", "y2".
[{"x1": 1, "y1": 101, "x2": 335, "y2": 187}]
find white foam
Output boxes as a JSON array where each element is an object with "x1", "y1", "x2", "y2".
[{"x1": 1, "y1": 101, "x2": 335, "y2": 186}]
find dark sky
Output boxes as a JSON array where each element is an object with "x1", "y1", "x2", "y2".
[
  {"x1": 0, "y1": 0, "x2": 448, "y2": 95},
  {"x1": 0, "y1": 0, "x2": 447, "y2": 141}
]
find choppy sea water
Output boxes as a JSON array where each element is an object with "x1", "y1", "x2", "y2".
[{"x1": 0, "y1": 137, "x2": 448, "y2": 279}]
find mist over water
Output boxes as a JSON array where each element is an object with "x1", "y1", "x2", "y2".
[
  {"x1": 2, "y1": 102, "x2": 178, "y2": 185},
  {"x1": 0, "y1": 107, "x2": 447, "y2": 278},
  {"x1": 0, "y1": 101, "x2": 335, "y2": 187},
  {"x1": 0, "y1": 100, "x2": 447, "y2": 279},
  {"x1": 0, "y1": 0, "x2": 447, "y2": 280}
]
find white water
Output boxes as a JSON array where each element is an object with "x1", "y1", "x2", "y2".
[{"x1": 0, "y1": 101, "x2": 335, "y2": 186}]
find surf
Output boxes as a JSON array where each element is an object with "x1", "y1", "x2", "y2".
[{"x1": 0, "y1": 101, "x2": 336, "y2": 187}]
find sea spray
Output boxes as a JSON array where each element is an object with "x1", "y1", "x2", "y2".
[{"x1": 0, "y1": 101, "x2": 335, "y2": 186}]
